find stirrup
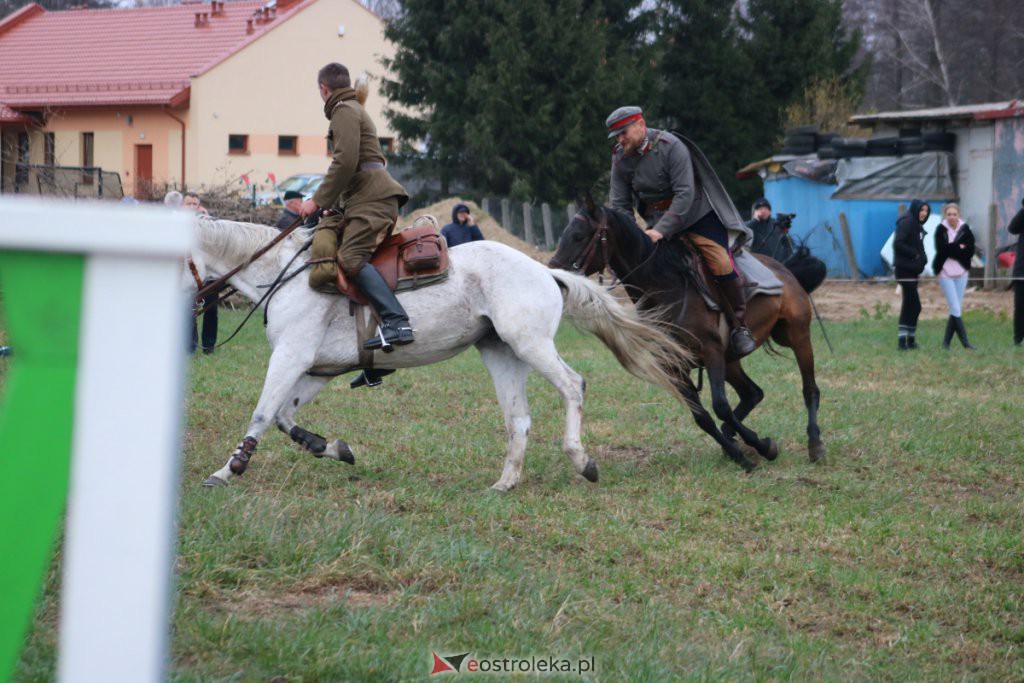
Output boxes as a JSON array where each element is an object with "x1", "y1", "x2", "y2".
[
  {"x1": 350, "y1": 368, "x2": 395, "y2": 389},
  {"x1": 363, "y1": 323, "x2": 415, "y2": 353},
  {"x1": 730, "y1": 326, "x2": 757, "y2": 357}
]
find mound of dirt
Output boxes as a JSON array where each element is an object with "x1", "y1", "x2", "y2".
[{"x1": 405, "y1": 197, "x2": 553, "y2": 263}]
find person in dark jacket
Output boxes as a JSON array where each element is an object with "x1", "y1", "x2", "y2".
[
  {"x1": 746, "y1": 197, "x2": 793, "y2": 262},
  {"x1": 275, "y1": 190, "x2": 304, "y2": 230},
  {"x1": 1007, "y1": 199, "x2": 1024, "y2": 346},
  {"x1": 441, "y1": 203, "x2": 485, "y2": 247},
  {"x1": 933, "y1": 202, "x2": 976, "y2": 349},
  {"x1": 893, "y1": 199, "x2": 930, "y2": 350}
]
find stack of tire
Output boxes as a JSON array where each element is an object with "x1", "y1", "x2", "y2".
[
  {"x1": 780, "y1": 125, "x2": 819, "y2": 156},
  {"x1": 816, "y1": 127, "x2": 955, "y2": 160}
]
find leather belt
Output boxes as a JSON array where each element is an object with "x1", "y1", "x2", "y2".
[
  {"x1": 646, "y1": 197, "x2": 673, "y2": 212},
  {"x1": 359, "y1": 161, "x2": 385, "y2": 172}
]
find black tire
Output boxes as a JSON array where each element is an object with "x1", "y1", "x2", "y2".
[
  {"x1": 816, "y1": 132, "x2": 840, "y2": 146},
  {"x1": 780, "y1": 145, "x2": 815, "y2": 156},
  {"x1": 785, "y1": 125, "x2": 819, "y2": 136},
  {"x1": 866, "y1": 136, "x2": 900, "y2": 149},
  {"x1": 899, "y1": 127, "x2": 922, "y2": 139},
  {"x1": 833, "y1": 137, "x2": 868, "y2": 148},
  {"x1": 784, "y1": 133, "x2": 817, "y2": 147},
  {"x1": 923, "y1": 131, "x2": 956, "y2": 144},
  {"x1": 867, "y1": 146, "x2": 898, "y2": 157},
  {"x1": 897, "y1": 138, "x2": 925, "y2": 155},
  {"x1": 817, "y1": 147, "x2": 842, "y2": 159}
]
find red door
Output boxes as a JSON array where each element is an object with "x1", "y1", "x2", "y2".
[{"x1": 134, "y1": 144, "x2": 153, "y2": 198}]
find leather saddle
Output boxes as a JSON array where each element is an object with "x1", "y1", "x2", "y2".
[
  {"x1": 335, "y1": 215, "x2": 450, "y2": 305},
  {"x1": 676, "y1": 239, "x2": 782, "y2": 311}
]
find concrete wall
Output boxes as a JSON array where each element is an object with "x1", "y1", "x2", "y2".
[{"x1": 188, "y1": 0, "x2": 396, "y2": 191}]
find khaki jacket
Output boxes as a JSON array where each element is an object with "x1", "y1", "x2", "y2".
[{"x1": 313, "y1": 87, "x2": 408, "y2": 211}]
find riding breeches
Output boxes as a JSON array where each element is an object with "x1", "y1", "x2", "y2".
[{"x1": 682, "y1": 232, "x2": 735, "y2": 279}]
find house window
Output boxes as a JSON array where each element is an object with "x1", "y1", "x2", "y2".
[
  {"x1": 82, "y1": 132, "x2": 94, "y2": 185},
  {"x1": 228, "y1": 134, "x2": 249, "y2": 155},
  {"x1": 379, "y1": 137, "x2": 394, "y2": 154},
  {"x1": 278, "y1": 135, "x2": 298, "y2": 155},
  {"x1": 44, "y1": 132, "x2": 55, "y2": 166}
]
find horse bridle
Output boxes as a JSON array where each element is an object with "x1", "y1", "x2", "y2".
[{"x1": 557, "y1": 210, "x2": 609, "y2": 276}]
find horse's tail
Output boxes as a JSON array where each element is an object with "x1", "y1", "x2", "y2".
[
  {"x1": 549, "y1": 269, "x2": 696, "y2": 406},
  {"x1": 784, "y1": 245, "x2": 827, "y2": 294}
]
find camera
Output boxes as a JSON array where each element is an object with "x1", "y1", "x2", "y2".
[{"x1": 776, "y1": 212, "x2": 796, "y2": 231}]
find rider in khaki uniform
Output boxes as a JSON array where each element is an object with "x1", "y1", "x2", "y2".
[
  {"x1": 301, "y1": 62, "x2": 412, "y2": 352},
  {"x1": 606, "y1": 106, "x2": 757, "y2": 357}
]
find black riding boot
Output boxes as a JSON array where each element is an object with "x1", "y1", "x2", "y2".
[
  {"x1": 953, "y1": 316, "x2": 976, "y2": 349},
  {"x1": 350, "y1": 368, "x2": 396, "y2": 389},
  {"x1": 351, "y1": 264, "x2": 415, "y2": 352},
  {"x1": 719, "y1": 277, "x2": 757, "y2": 357},
  {"x1": 942, "y1": 316, "x2": 956, "y2": 350}
]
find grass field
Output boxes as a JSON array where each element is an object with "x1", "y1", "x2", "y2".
[{"x1": 7, "y1": 307, "x2": 1024, "y2": 681}]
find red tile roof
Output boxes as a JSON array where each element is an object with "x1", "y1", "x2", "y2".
[{"x1": 0, "y1": 0, "x2": 315, "y2": 110}]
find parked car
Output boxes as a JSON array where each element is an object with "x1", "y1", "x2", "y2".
[{"x1": 254, "y1": 173, "x2": 324, "y2": 206}]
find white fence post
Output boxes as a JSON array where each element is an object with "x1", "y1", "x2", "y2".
[{"x1": 542, "y1": 203, "x2": 554, "y2": 249}]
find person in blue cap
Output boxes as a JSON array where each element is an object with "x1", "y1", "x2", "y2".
[{"x1": 605, "y1": 105, "x2": 757, "y2": 357}]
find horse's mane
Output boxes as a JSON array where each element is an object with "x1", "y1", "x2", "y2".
[
  {"x1": 601, "y1": 205, "x2": 688, "y2": 277},
  {"x1": 195, "y1": 216, "x2": 311, "y2": 263}
]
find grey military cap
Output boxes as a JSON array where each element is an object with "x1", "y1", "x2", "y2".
[{"x1": 605, "y1": 106, "x2": 644, "y2": 138}]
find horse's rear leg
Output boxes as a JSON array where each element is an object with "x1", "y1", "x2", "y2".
[
  {"x1": 274, "y1": 374, "x2": 354, "y2": 464},
  {"x1": 203, "y1": 346, "x2": 316, "y2": 487},
  {"x1": 489, "y1": 336, "x2": 595, "y2": 487},
  {"x1": 477, "y1": 337, "x2": 534, "y2": 492},
  {"x1": 783, "y1": 323, "x2": 825, "y2": 462},
  {"x1": 673, "y1": 371, "x2": 759, "y2": 472}
]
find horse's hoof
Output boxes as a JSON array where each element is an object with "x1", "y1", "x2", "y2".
[
  {"x1": 490, "y1": 482, "x2": 514, "y2": 493},
  {"x1": 202, "y1": 475, "x2": 227, "y2": 488},
  {"x1": 581, "y1": 460, "x2": 599, "y2": 483},
  {"x1": 761, "y1": 438, "x2": 779, "y2": 461},
  {"x1": 808, "y1": 442, "x2": 826, "y2": 463},
  {"x1": 335, "y1": 440, "x2": 355, "y2": 465},
  {"x1": 742, "y1": 460, "x2": 759, "y2": 474}
]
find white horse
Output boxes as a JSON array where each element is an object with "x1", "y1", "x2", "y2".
[{"x1": 189, "y1": 217, "x2": 693, "y2": 491}]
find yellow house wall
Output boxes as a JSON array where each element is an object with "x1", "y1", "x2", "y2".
[
  {"x1": 188, "y1": 0, "x2": 397, "y2": 191},
  {"x1": 41, "y1": 108, "x2": 190, "y2": 195}
]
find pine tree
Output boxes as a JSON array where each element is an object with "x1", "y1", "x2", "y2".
[{"x1": 382, "y1": 0, "x2": 650, "y2": 202}]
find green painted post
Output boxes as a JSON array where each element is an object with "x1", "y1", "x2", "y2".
[{"x1": 0, "y1": 252, "x2": 84, "y2": 681}]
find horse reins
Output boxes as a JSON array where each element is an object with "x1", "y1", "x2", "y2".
[{"x1": 191, "y1": 212, "x2": 316, "y2": 310}]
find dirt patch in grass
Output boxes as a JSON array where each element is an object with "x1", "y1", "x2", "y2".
[
  {"x1": 592, "y1": 444, "x2": 658, "y2": 463},
  {"x1": 811, "y1": 280, "x2": 1012, "y2": 322},
  {"x1": 216, "y1": 575, "x2": 397, "y2": 617}
]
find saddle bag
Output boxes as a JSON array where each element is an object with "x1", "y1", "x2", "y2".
[{"x1": 400, "y1": 234, "x2": 443, "y2": 271}]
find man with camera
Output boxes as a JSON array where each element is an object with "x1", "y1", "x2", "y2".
[{"x1": 747, "y1": 197, "x2": 794, "y2": 263}]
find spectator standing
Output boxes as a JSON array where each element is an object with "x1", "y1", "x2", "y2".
[
  {"x1": 183, "y1": 190, "x2": 210, "y2": 216},
  {"x1": 893, "y1": 199, "x2": 930, "y2": 350},
  {"x1": 933, "y1": 202, "x2": 977, "y2": 350},
  {"x1": 746, "y1": 197, "x2": 793, "y2": 262},
  {"x1": 276, "y1": 190, "x2": 304, "y2": 230},
  {"x1": 1007, "y1": 200, "x2": 1024, "y2": 346},
  {"x1": 183, "y1": 191, "x2": 217, "y2": 354},
  {"x1": 441, "y1": 203, "x2": 485, "y2": 247}
]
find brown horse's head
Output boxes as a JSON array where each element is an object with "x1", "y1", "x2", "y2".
[{"x1": 549, "y1": 194, "x2": 608, "y2": 275}]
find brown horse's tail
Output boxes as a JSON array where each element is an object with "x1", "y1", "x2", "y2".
[
  {"x1": 549, "y1": 269, "x2": 696, "y2": 407},
  {"x1": 784, "y1": 245, "x2": 827, "y2": 294}
]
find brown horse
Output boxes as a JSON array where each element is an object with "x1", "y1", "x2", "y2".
[{"x1": 549, "y1": 199, "x2": 827, "y2": 472}]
